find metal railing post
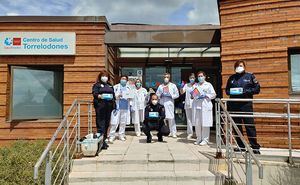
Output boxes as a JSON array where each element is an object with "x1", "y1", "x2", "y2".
[
  {"x1": 287, "y1": 102, "x2": 294, "y2": 164},
  {"x1": 44, "y1": 151, "x2": 52, "y2": 185},
  {"x1": 77, "y1": 101, "x2": 81, "y2": 153},
  {"x1": 224, "y1": 101, "x2": 233, "y2": 180},
  {"x1": 245, "y1": 151, "x2": 253, "y2": 185},
  {"x1": 215, "y1": 99, "x2": 222, "y2": 158},
  {"x1": 88, "y1": 103, "x2": 92, "y2": 134}
]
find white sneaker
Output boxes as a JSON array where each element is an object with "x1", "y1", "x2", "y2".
[
  {"x1": 108, "y1": 137, "x2": 115, "y2": 143},
  {"x1": 172, "y1": 134, "x2": 177, "y2": 138},
  {"x1": 119, "y1": 136, "x2": 126, "y2": 141},
  {"x1": 136, "y1": 133, "x2": 141, "y2": 137},
  {"x1": 187, "y1": 134, "x2": 193, "y2": 140},
  {"x1": 194, "y1": 140, "x2": 201, "y2": 145},
  {"x1": 199, "y1": 140, "x2": 208, "y2": 146}
]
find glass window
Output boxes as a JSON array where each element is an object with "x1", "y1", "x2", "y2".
[
  {"x1": 11, "y1": 66, "x2": 63, "y2": 120},
  {"x1": 171, "y1": 67, "x2": 193, "y2": 87},
  {"x1": 145, "y1": 67, "x2": 166, "y2": 89},
  {"x1": 121, "y1": 67, "x2": 142, "y2": 77},
  {"x1": 290, "y1": 54, "x2": 300, "y2": 93}
]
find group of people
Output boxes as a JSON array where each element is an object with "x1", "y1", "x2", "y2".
[{"x1": 92, "y1": 60, "x2": 261, "y2": 154}]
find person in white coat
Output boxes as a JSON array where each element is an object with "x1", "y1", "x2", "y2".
[
  {"x1": 192, "y1": 71, "x2": 216, "y2": 146},
  {"x1": 109, "y1": 75, "x2": 132, "y2": 142},
  {"x1": 180, "y1": 73, "x2": 196, "y2": 140},
  {"x1": 156, "y1": 73, "x2": 179, "y2": 138},
  {"x1": 131, "y1": 79, "x2": 148, "y2": 136}
]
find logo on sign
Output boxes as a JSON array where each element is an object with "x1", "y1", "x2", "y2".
[
  {"x1": 4, "y1": 38, "x2": 12, "y2": 46},
  {"x1": 13, "y1": 38, "x2": 21, "y2": 45},
  {"x1": 4, "y1": 37, "x2": 21, "y2": 48}
]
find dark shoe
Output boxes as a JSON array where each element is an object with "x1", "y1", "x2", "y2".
[
  {"x1": 234, "y1": 148, "x2": 245, "y2": 152},
  {"x1": 158, "y1": 136, "x2": 163, "y2": 142},
  {"x1": 253, "y1": 149, "x2": 261, "y2": 154},
  {"x1": 147, "y1": 139, "x2": 152, "y2": 143},
  {"x1": 101, "y1": 144, "x2": 108, "y2": 150}
]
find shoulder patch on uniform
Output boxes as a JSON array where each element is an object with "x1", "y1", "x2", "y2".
[{"x1": 253, "y1": 78, "x2": 258, "y2": 83}]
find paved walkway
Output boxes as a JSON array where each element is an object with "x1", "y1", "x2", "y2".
[{"x1": 70, "y1": 131, "x2": 222, "y2": 185}]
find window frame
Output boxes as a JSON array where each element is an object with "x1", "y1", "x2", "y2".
[
  {"x1": 288, "y1": 48, "x2": 300, "y2": 95},
  {"x1": 9, "y1": 65, "x2": 64, "y2": 121}
]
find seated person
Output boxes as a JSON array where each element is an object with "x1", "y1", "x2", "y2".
[{"x1": 143, "y1": 94, "x2": 166, "y2": 143}]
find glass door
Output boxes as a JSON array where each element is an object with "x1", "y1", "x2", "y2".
[
  {"x1": 171, "y1": 66, "x2": 193, "y2": 125},
  {"x1": 144, "y1": 66, "x2": 166, "y2": 90}
]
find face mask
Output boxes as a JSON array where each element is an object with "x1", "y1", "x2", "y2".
[
  {"x1": 189, "y1": 78, "x2": 195, "y2": 83},
  {"x1": 198, "y1": 76, "x2": 205, "y2": 83},
  {"x1": 136, "y1": 82, "x2": 141, "y2": 88},
  {"x1": 152, "y1": 100, "x2": 158, "y2": 105},
  {"x1": 101, "y1": 76, "x2": 108, "y2": 83},
  {"x1": 120, "y1": 79, "x2": 127, "y2": 86},
  {"x1": 235, "y1": 66, "x2": 245, "y2": 74},
  {"x1": 164, "y1": 78, "x2": 169, "y2": 84}
]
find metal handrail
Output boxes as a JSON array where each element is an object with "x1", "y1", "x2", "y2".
[
  {"x1": 220, "y1": 98, "x2": 300, "y2": 164},
  {"x1": 33, "y1": 99, "x2": 94, "y2": 184},
  {"x1": 216, "y1": 98, "x2": 300, "y2": 184},
  {"x1": 215, "y1": 98, "x2": 263, "y2": 185}
]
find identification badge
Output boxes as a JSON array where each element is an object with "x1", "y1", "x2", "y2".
[
  {"x1": 230, "y1": 88, "x2": 243, "y2": 95},
  {"x1": 101, "y1": 93, "x2": 113, "y2": 100},
  {"x1": 149, "y1": 112, "x2": 159, "y2": 118}
]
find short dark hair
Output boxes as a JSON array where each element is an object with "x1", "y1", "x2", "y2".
[
  {"x1": 189, "y1": 73, "x2": 195, "y2": 78},
  {"x1": 151, "y1": 94, "x2": 158, "y2": 100},
  {"x1": 120, "y1": 75, "x2": 128, "y2": 81},
  {"x1": 234, "y1": 60, "x2": 246, "y2": 69},
  {"x1": 197, "y1": 71, "x2": 206, "y2": 77},
  {"x1": 97, "y1": 70, "x2": 110, "y2": 82}
]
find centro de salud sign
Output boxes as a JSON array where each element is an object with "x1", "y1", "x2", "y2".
[{"x1": 0, "y1": 32, "x2": 76, "y2": 55}]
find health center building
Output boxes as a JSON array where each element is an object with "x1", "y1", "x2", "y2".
[{"x1": 0, "y1": 0, "x2": 299, "y2": 148}]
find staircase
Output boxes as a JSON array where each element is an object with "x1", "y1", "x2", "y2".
[{"x1": 69, "y1": 132, "x2": 224, "y2": 185}]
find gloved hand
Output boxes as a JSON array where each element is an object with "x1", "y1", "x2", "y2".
[
  {"x1": 198, "y1": 93, "x2": 206, "y2": 99},
  {"x1": 180, "y1": 81, "x2": 185, "y2": 88}
]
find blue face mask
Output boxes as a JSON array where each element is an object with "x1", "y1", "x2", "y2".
[
  {"x1": 198, "y1": 76, "x2": 205, "y2": 83},
  {"x1": 189, "y1": 78, "x2": 195, "y2": 83},
  {"x1": 120, "y1": 80, "x2": 127, "y2": 86},
  {"x1": 136, "y1": 82, "x2": 141, "y2": 88}
]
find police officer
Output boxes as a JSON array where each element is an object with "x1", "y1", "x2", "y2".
[
  {"x1": 143, "y1": 94, "x2": 166, "y2": 143},
  {"x1": 225, "y1": 60, "x2": 261, "y2": 154},
  {"x1": 92, "y1": 70, "x2": 116, "y2": 150}
]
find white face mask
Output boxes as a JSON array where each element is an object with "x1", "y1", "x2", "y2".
[
  {"x1": 101, "y1": 76, "x2": 108, "y2": 83},
  {"x1": 164, "y1": 78, "x2": 169, "y2": 84},
  {"x1": 235, "y1": 66, "x2": 245, "y2": 74},
  {"x1": 152, "y1": 100, "x2": 158, "y2": 105}
]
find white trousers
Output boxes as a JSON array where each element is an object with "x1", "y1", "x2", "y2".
[
  {"x1": 134, "y1": 109, "x2": 143, "y2": 134},
  {"x1": 185, "y1": 108, "x2": 193, "y2": 135},
  {"x1": 195, "y1": 125, "x2": 210, "y2": 143},
  {"x1": 166, "y1": 118, "x2": 177, "y2": 135},
  {"x1": 109, "y1": 122, "x2": 126, "y2": 139},
  {"x1": 109, "y1": 110, "x2": 129, "y2": 139}
]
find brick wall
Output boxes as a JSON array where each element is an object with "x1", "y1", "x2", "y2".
[
  {"x1": 220, "y1": 0, "x2": 300, "y2": 148},
  {"x1": 0, "y1": 21, "x2": 108, "y2": 145}
]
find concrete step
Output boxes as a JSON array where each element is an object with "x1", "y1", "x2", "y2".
[
  {"x1": 71, "y1": 155, "x2": 211, "y2": 172},
  {"x1": 69, "y1": 170, "x2": 223, "y2": 185}
]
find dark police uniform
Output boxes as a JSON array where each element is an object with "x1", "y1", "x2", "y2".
[
  {"x1": 143, "y1": 103, "x2": 166, "y2": 143},
  {"x1": 225, "y1": 72, "x2": 261, "y2": 150},
  {"x1": 92, "y1": 82, "x2": 116, "y2": 148}
]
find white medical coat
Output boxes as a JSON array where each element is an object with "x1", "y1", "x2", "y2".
[
  {"x1": 156, "y1": 82, "x2": 179, "y2": 119},
  {"x1": 113, "y1": 83, "x2": 131, "y2": 125},
  {"x1": 182, "y1": 83, "x2": 197, "y2": 109},
  {"x1": 131, "y1": 87, "x2": 148, "y2": 124},
  {"x1": 192, "y1": 81, "x2": 216, "y2": 127}
]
